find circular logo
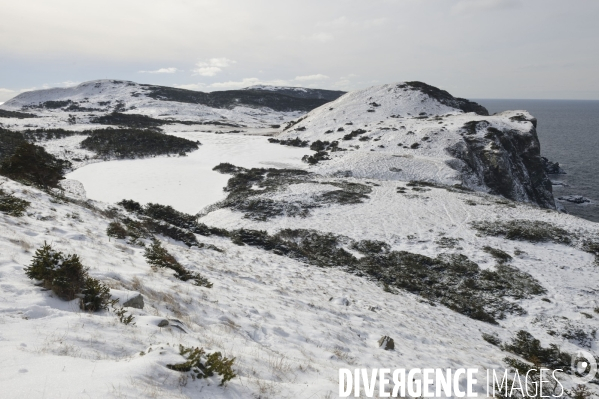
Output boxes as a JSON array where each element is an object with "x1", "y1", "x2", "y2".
[{"x1": 571, "y1": 350, "x2": 597, "y2": 384}]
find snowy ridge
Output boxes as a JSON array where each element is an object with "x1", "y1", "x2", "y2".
[
  {"x1": 277, "y1": 82, "x2": 554, "y2": 208},
  {"x1": 0, "y1": 80, "x2": 311, "y2": 130}
]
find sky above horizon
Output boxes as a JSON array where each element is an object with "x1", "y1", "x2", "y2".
[{"x1": 1, "y1": 0, "x2": 599, "y2": 102}]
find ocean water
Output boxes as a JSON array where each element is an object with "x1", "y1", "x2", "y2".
[{"x1": 476, "y1": 99, "x2": 599, "y2": 223}]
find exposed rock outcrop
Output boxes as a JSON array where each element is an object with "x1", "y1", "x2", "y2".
[
  {"x1": 558, "y1": 195, "x2": 590, "y2": 204},
  {"x1": 400, "y1": 81, "x2": 489, "y2": 116},
  {"x1": 541, "y1": 157, "x2": 566, "y2": 174},
  {"x1": 447, "y1": 119, "x2": 555, "y2": 209}
]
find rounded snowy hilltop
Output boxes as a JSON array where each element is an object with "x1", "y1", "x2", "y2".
[{"x1": 276, "y1": 81, "x2": 554, "y2": 209}]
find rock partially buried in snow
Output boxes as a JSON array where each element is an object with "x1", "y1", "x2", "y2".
[
  {"x1": 157, "y1": 319, "x2": 169, "y2": 328},
  {"x1": 110, "y1": 290, "x2": 144, "y2": 309},
  {"x1": 378, "y1": 336, "x2": 395, "y2": 350},
  {"x1": 122, "y1": 294, "x2": 144, "y2": 309},
  {"x1": 558, "y1": 195, "x2": 591, "y2": 204}
]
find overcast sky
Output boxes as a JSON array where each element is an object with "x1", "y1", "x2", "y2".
[{"x1": 1, "y1": 0, "x2": 598, "y2": 102}]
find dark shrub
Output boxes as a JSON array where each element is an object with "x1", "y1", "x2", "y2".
[
  {"x1": 167, "y1": 345, "x2": 236, "y2": 386},
  {"x1": 90, "y1": 112, "x2": 165, "y2": 129},
  {"x1": 0, "y1": 109, "x2": 37, "y2": 119},
  {"x1": 80, "y1": 277, "x2": 112, "y2": 311},
  {"x1": 472, "y1": 220, "x2": 571, "y2": 244},
  {"x1": 0, "y1": 142, "x2": 70, "y2": 188},
  {"x1": 51, "y1": 254, "x2": 88, "y2": 300},
  {"x1": 106, "y1": 221, "x2": 128, "y2": 239},
  {"x1": 25, "y1": 243, "x2": 87, "y2": 301},
  {"x1": 482, "y1": 333, "x2": 501, "y2": 346},
  {"x1": 0, "y1": 190, "x2": 30, "y2": 216},
  {"x1": 483, "y1": 246, "x2": 513, "y2": 263},
  {"x1": 143, "y1": 203, "x2": 197, "y2": 229},
  {"x1": 117, "y1": 199, "x2": 143, "y2": 213},
  {"x1": 144, "y1": 239, "x2": 212, "y2": 287},
  {"x1": 80, "y1": 128, "x2": 199, "y2": 158},
  {"x1": 503, "y1": 330, "x2": 571, "y2": 370}
]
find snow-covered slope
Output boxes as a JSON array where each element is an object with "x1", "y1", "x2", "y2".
[
  {"x1": 1, "y1": 168, "x2": 597, "y2": 398},
  {"x1": 0, "y1": 80, "x2": 335, "y2": 131},
  {"x1": 0, "y1": 80, "x2": 596, "y2": 398},
  {"x1": 276, "y1": 82, "x2": 555, "y2": 208}
]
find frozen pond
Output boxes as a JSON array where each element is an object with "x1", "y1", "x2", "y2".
[{"x1": 67, "y1": 132, "x2": 311, "y2": 214}]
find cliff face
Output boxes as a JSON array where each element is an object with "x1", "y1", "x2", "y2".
[{"x1": 447, "y1": 117, "x2": 555, "y2": 209}]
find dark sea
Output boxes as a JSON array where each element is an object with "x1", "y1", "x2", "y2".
[{"x1": 475, "y1": 99, "x2": 599, "y2": 223}]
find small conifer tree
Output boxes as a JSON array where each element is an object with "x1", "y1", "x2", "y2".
[
  {"x1": 80, "y1": 277, "x2": 112, "y2": 311},
  {"x1": 25, "y1": 242, "x2": 112, "y2": 310}
]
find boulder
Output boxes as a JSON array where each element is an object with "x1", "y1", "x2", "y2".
[
  {"x1": 157, "y1": 319, "x2": 169, "y2": 328},
  {"x1": 378, "y1": 336, "x2": 394, "y2": 350}
]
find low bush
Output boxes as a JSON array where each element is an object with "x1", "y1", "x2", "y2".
[
  {"x1": 472, "y1": 220, "x2": 571, "y2": 244},
  {"x1": 0, "y1": 189, "x2": 30, "y2": 216},
  {"x1": 0, "y1": 142, "x2": 70, "y2": 188},
  {"x1": 90, "y1": 112, "x2": 166, "y2": 129},
  {"x1": 502, "y1": 330, "x2": 571, "y2": 370},
  {"x1": 106, "y1": 221, "x2": 128, "y2": 239},
  {"x1": 112, "y1": 303, "x2": 135, "y2": 325},
  {"x1": 25, "y1": 242, "x2": 111, "y2": 310},
  {"x1": 267, "y1": 137, "x2": 309, "y2": 147},
  {"x1": 351, "y1": 240, "x2": 390, "y2": 255},
  {"x1": 167, "y1": 345, "x2": 236, "y2": 386},
  {"x1": 483, "y1": 246, "x2": 513, "y2": 264},
  {"x1": 342, "y1": 129, "x2": 367, "y2": 140},
  {"x1": 482, "y1": 333, "x2": 501, "y2": 346},
  {"x1": 144, "y1": 239, "x2": 212, "y2": 288},
  {"x1": 117, "y1": 199, "x2": 143, "y2": 213},
  {"x1": 0, "y1": 109, "x2": 37, "y2": 119},
  {"x1": 80, "y1": 128, "x2": 199, "y2": 158}
]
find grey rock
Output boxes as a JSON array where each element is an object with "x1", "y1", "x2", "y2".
[
  {"x1": 554, "y1": 200, "x2": 567, "y2": 213},
  {"x1": 558, "y1": 195, "x2": 590, "y2": 204},
  {"x1": 157, "y1": 319, "x2": 169, "y2": 328},
  {"x1": 447, "y1": 121, "x2": 555, "y2": 209},
  {"x1": 541, "y1": 157, "x2": 566, "y2": 175},
  {"x1": 378, "y1": 336, "x2": 394, "y2": 350},
  {"x1": 122, "y1": 294, "x2": 144, "y2": 309}
]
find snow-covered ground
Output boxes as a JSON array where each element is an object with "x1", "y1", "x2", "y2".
[
  {"x1": 0, "y1": 80, "x2": 597, "y2": 399},
  {"x1": 1, "y1": 170, "x2": 597, "y2": 398},
  {"x1": 66, "y1": 132, "x2": 311, "y2": 214}
]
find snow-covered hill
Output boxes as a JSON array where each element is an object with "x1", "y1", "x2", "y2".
[
  {"x1": 276, "y1": 81, "x2": 554, "y2": 208},
  {"x1": 0, "y1": 80, "x2": 597, "y2": 398},
  {"x1": 0, "y1": 80, "x2": 338, "y2": 131}
]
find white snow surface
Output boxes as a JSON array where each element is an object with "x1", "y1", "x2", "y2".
[
  {"x1": 1, "y1": 171, "x2": 598, "y2": 398},
  {"x1": 66, "y1": 132, "x2": 311, "y2": 214},
  {"x1": 0, "y1": 81, "x2": 597, "y2": 398}
]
